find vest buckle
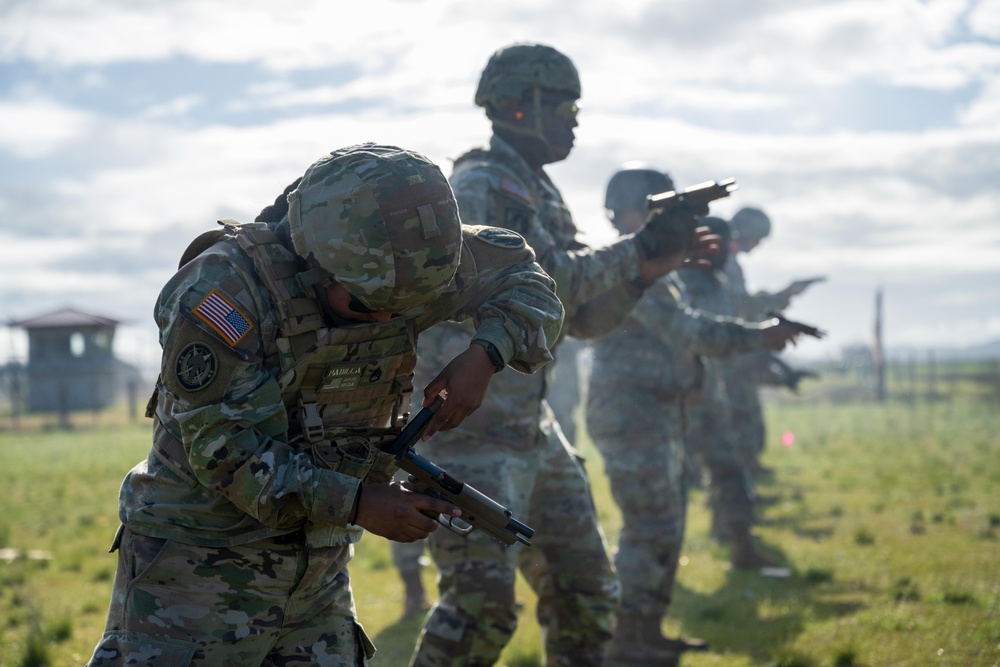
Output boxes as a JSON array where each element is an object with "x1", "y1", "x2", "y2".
[{"x1": 298, "y1": 398, "x2": 325, "y2": 443}]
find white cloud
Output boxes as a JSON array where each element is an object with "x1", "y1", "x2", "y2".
[
  {"x1": 0, "y1": 99, "x2": 93, "y2": 157},
  {"x1": 0, "y1": 0, "x2": 997, "y2": 359}
]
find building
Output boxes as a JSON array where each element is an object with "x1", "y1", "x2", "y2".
[{"x1": 9, "y1": 307, "x2": 136, "y2": 414}]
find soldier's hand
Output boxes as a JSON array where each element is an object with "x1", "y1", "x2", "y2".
[
  {"x1": 634, "y1": 226, "x2": 719, "y2": 287},
  {"x1": 421, "y1": 345, "x2": 496, "y2": 437},
  {"x1": 761, "y1": 320, "x2": 803, "y2": 351},
  {"x1": 353, "y1": 481, "x2": 461, "y2": 542},
  {"x1": 680, "y1": 226, "x2": 720, "y2": 269},
  {"x1": 633, "y1": 201, "x2": 710, "y2": 260}
]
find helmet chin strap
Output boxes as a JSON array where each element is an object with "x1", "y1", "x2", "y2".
[{"x1": 491, "y1": 86, "x2": 544, "y2": 139}]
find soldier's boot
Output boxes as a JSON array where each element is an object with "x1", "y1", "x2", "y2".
[
  {"x1": 729, "y1": 523, "x2": 781, "y2": 570},
  {"x1": 604, "y1": 614, "x2": 681, "y2": 667},
  {"x1": 400, "y1": 569, "x2": 430, "y2": 617}
]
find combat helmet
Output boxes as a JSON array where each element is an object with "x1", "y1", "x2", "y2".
[
  {"x1": 475, "y1": 42, "x2": 581, "y2": 114},
  {"x1": 287, "y1": 143, "x2": 463, "y2": 313},
  {"x1": 730, "y1": 207, "x2": 771, "y2": 241},
  {"x1": 605, "y1": 164, "x2": 675, "y2": 220}
]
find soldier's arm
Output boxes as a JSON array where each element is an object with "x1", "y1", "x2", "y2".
[
  {"x1": 154, "y1": 256, "x2": 365, "y2": 530},
  {"x1": 407, "y1": 225, "x2": 563, "y2": 434},
  {"x1": 628, "y1": 278, "x2": 768, "y2": 359},
  {"x1": 412, "y1": 225, "x2": 564, "y2": 376},
  {"x1": 452, "y1": 167, "x2": 644, "y2": 339}
]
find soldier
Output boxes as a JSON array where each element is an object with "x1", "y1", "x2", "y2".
[
  {"x1": 545, "y1": 334, "x2": 587, "y2": 445},
  {"x1": 409, "y1": 44, "x2": 716, "y2": 667},
  {"x1": 86, "y1": 143, "x2": 564, "y2": 666},
  {"x1": 723, "y1": 207, "x2": 819, "y2": 475},
  {"x1": 678, "y1": 216, "x2": 786, "y2": 570},
  {"x1": 587, "y1": 167, "x2": 801, "y2": 665}
]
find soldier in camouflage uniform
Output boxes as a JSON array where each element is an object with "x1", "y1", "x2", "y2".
[
  {"x1": 409, "y1": 44, "x2": 717, "y2": 667},
  {"x1": 678, "y1": 216, "x2": 787, "y2": 570},
  {"x1": 723, "y1": 207, "x2": 818, "y2": 475},
  {"x1": 86, "y1": 143, "x2": 564, "y2": 666},
  {"x1": 587, "y1": 168, "x2": 800, "y2": 666}
]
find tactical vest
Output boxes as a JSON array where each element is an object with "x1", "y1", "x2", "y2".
[
  {"x1": 234, "y1": 221, "x2": 420, "y2": 483},
  {"x1": 153, "y1": 221, "x2": 418, "y2": 486}
]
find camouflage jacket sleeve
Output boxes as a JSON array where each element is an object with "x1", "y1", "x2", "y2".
[
  {"x1": 630, "y1": 275, "x2": 766, "y2": 358},
  {"x1": 408, "y1": 225, "x2": 563, "y2": 374},
  {"x1": 450, "y1": 159, "x2": 642, "y2": 341},
  {"x1": 153, "y1": 248, "x2": 363, "y2": 531}
]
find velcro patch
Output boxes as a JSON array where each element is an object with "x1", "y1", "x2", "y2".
[
  {"x1": 175, "y1": 342, "x2": 218, "y2": 391},
  {"x1": 501, "y1": 178, "x2": 533, "y2": 205},
  {"x1": 476, "y1": 227, "x2": 526, "y2": 249},
  {"x1": 193, "y1": 289, "x2": 253, "y2": 346}
]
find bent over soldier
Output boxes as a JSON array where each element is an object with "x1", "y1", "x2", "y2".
[
  {"x1": 86, "y1": 143, "x2": 563, "y2": 666},
  {"x1": 409, "y1": 44, "x2": 715, "y2": 667}
]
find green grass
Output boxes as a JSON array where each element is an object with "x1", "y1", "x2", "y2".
[{"x1": 1, "y1": 390, "x2": 998, "y2": 666}]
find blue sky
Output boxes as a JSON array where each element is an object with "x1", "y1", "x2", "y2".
[{"x1": 1, "y1": 0, "x2": 998, "y2": 373}]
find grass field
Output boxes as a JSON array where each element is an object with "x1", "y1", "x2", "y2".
[{"x1": 0, "y1": 378, "x2": 998, "y2": 666}]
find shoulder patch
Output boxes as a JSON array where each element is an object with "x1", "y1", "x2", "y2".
[
  {"x1": 500, "y1": 178, "x2": 533, "y2": 205},
  {"x1": 476, "y1": 227, "x2": 527, "y2": 249},
  {"x1": 175, "y1": 342, "x2": 218, "y2": 391},
  {"x1": 193, "y1": 289, "x2": 254, "y2": 347}
]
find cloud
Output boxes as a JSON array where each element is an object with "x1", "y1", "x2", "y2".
[
  {"x1": 0, "y1": 98, "x2": 93, "y2": 157},
  {"x1": 0, "y1": 0, "x2": 997, "y2": 362}
]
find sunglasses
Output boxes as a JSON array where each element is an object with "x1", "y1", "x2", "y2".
[{"x1": 549, "y1": 100, "x2": 579, "y2": 120}]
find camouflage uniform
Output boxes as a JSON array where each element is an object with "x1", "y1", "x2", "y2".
[
  {"x1": 676, "y1": 266, "x2": 759, "y2": 533},
  {"x1": 87, "y1": 144, "x2": 563, "y2": 666},
  {"x1": 410, "y1": 132, "x2": 652, "y2": 667},
  {"x1": 587, "y1": 273, "x2": 767, "y2": 623},
  {"x1": 544, "y1": 335, "x2": 587, "y2": 446},
  {"x1": 721, "y1": 252, "x2": 792, "y2": 468}
]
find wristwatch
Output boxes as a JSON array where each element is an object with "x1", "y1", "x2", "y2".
[{"x1": 472, "y1": 340, "x2": 505, "y2": 373}]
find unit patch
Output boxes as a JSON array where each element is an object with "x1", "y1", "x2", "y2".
[
  {"x1": 476, "y1": 227, "x2": 526, "y2": 249},
  {"x1": 175, "y1": 342, "x2": 218, "y2": 391},
  {"x1": 193, "y1": 289, "x2": 253, "y2": 346}
]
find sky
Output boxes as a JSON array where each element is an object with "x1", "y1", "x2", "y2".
[{"x1": 0, "y1": 0, "x2": 998, "y2": 375}]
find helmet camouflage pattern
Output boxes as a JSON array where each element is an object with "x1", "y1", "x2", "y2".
[
  {"x1": 288, "y1": 143, "x2": 462, "y2": 313},
  {"x1": 605, "y1": 164, "x2": 675, "y2": 214},
  {"x1": 475, "y1": 42, "x2": 581, "y2": 112},
  {"x1": 730, "y1": 206, "x2": 772, "y2": 240}
]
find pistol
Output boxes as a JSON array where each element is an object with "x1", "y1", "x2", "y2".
[
  {"x1": 646, "y1": 178, "x2": 739, "y2": 213},
  {"x1": 382, "y1": 397, "x2": 534, "y2": 547},
  {"x1": 767, "y1": 311, "x2": 826, "y2": 339}
]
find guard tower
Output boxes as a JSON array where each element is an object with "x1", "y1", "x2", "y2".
[{"x1": 10, "y1": 307, "x2": 127, "y2": 414}]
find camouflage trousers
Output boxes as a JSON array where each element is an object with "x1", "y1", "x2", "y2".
[
  {"x1": 728, "y1": 382, "x2": 766, "y2": 471},
  {"x1": 87, "y1": 526, "x2": 375, "y2": 666},
  {"x1": 410, "y1": 428, "x2": 620, "y2": 667},
  {"x1": 687, "y1": 398, "x2": 756, "y2": 529},
  {"x1": 588, "y1": 392, "x2": 688, "y2": 619}
]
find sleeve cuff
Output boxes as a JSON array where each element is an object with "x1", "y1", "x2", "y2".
[
  {"x1": 471, "y1": 317, "x2": 516, "y2": 370},
  {"x1": 312, "y1": 469, "x2": 362, "y2": 527}
]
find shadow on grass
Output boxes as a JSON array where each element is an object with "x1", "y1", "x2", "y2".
[
  {"x1": 671, "y1": 563, "x2": 867, "y2": 664},
  {"x1": 369, "y1": 611, "x2": 426, "y2": 665}
]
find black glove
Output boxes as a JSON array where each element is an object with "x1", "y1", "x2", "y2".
[{"x1": 633, "y1": 202, "x2": 709, "y2": 259}]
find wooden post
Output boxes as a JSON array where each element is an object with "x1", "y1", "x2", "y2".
[{"x1": 873, "y1": 288, "x2": 886, "y2": 402}]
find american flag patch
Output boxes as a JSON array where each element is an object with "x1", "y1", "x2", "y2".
[
  {"x1": 193, "y1": 290, "x2": 253, "y2": 346},
  {"x1": 500, "y1": 178, "x2": 532, "y2": 205}
]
